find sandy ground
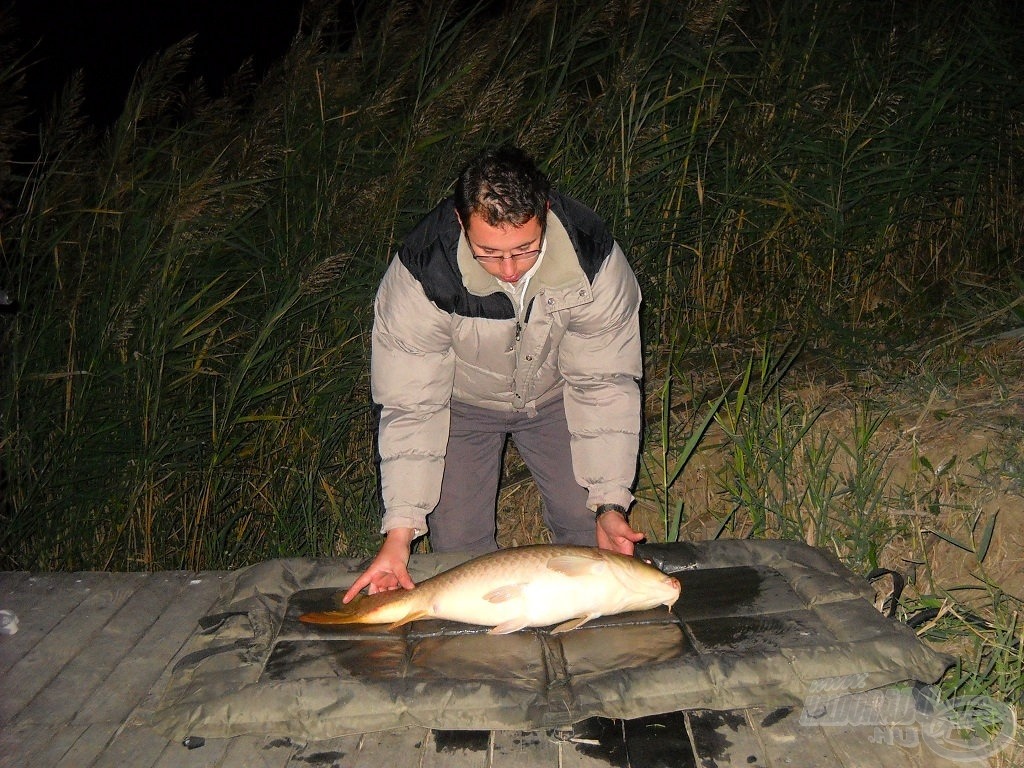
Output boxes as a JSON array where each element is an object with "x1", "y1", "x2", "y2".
[{"x1": 498, "y1": 333, "x2": 1024, "y2": 612}]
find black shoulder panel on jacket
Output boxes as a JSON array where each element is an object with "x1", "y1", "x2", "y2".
[
  {"x1": 398, "y1": 198, "x2": 514, "y2": 319},
  {"x1": 548, "y1": 190, "x2": 614, "y2": 284},
  {"x1": 397, "y1": 192, "x2": 614, "y2": 317}
]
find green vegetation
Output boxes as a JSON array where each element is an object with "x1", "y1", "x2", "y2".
[{"x1": 1, "y1": 0, "x2": 1021, "y2": 733}]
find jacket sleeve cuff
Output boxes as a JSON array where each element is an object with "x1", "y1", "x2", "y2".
[
  {"x1": 585, "y1": 485, "x2": 635, "y2": 513},
  {"x1": 380, "y1": 507, "x2": 429, "y2": 538}
]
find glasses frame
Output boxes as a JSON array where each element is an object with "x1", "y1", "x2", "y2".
[
  {"x1": 464, "y1": 225, "x2": 545, "y2": 266},
  {"x1": 471, "y1": 248, "x2": 542, "y2": 265}
]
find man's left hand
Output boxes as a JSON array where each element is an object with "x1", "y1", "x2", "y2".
[{"x1": 596, "y1": 510, "x2": 645, "y2": 555}]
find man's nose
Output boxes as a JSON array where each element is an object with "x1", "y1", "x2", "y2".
[{"x1": 499, "y1": 258, "x2": 517, "y2": 277}]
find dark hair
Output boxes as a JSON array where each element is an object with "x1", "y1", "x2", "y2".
[{"x1": 454, "y1": 145, "x2": 550, "y2": 228}]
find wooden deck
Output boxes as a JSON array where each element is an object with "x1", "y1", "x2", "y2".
[{"x1": 0, "y1": 570, "x2": 1004, "y2": 767}]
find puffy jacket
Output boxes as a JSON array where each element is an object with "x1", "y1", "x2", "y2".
[{"x1": 372, "y1": 190, "x2": 642, "y2": 535}]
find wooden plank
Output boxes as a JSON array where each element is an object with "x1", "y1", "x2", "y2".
[
  {"x1": 0, "y1": 720, "x2": 88, "y2": 768},
  {"x1": 285, "y1": 735, "x2": 363, "y2": 767},
  {"x1": 686, "y1": 710, "x2": 767, "y2": 768},
  {"x1": 84, "y1": 722, "x2": 170, "y2": 768},
  {"x1": 0, "y1": 572, "x2": 148, "y2": 725},
  {"x1": 151, "y1": 735, "x2": 231, "y2": 768},
  {"x1": 491, "y1": 730, "x2": 559, "y2": 767},
  {"x1": 822, "y1": 722, "x2": 959, "y2": 768},
  {"x1": 74, "y1": 571, "x2": 226, "y2": 725},
  {"x1": 0, "y1": 572, "x2": 92, "y2": 677},
  {"x1": 17, "y1": 572, "x2": 186, "y2": 725},
  {"x1": 0, "y1": 571, "x2": 30, "y2": 589},
  {"x1": 40, "y1": 725, "x2": 96, "y2": 766},
  {"x1": 81, "y1": 727, "x2": 229, "y2": 768},
  {"x1": 812, "y1": 690, "x2": 1006, "y2": 768},
  {"x1": 420, "y1": 729, "x2": 491, "y2": 768},
  {"x1": 345, "y1": 727, "x2": 428, "y2": 768},
  {"x1": 0, "y1": 697, "x2": 29, "y2": 768},
  {"x1": 36, "y1": 571, "x2": 224, "y2": 768},
  {"x1": 220, "y1": 735, "x2": 301, "y2": 767},
  {"x1": 622, "y1": 710, "x2": 698, "y2": 768},
  {"x1": 70, "y1": 573, "x2": 227, "y2": 767},
  {"x1": 54, "y1": 722, "x2": 125, "y2": 768},
  {"x1": 556, "y1": 717, "x2": 630, "y2": 767},
  {"x1": 750, "y1": 705, "x2": 845, "y2": 768},
  {"x1": 0, "y1": 571, "x2": 30, "y2": 607}
]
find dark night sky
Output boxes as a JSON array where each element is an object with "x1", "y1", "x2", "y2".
[{"x1": 8, "y1": 0, "x2": 318, "y2": 128}]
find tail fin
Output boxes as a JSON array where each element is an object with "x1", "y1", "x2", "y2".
[
  {"x1": 299, "y1": 610, "x2": 362, "y2": 625},
  {"x1": 298, "y1": 589, "x2": 415, "y2": 627},
  {"x1": 299, "y1": 592, "x2": 367, "y2": 625}
]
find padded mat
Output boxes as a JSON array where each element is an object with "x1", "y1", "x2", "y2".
[{"x1": 151, "y1": 540, "x2": 952, "y2": 738}]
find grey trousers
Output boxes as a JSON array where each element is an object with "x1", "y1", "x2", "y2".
[{"x1": 428, "y1": 393, "x2": 594, "y2": 554}]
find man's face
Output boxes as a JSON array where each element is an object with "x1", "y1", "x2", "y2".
[{"x1": 462, "y1": 212, "x2": 543, "y2": 284}]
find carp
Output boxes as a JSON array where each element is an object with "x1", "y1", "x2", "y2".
[{"x1": 299, "y1": 544, "x2": 681, "y2": 635}]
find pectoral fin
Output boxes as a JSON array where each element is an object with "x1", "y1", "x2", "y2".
[
  {"x1": 489, "y1": 617, "x2": 531, "y2": 635},
  {"x1": 482, "y1": 584, "x2": 527, "y2": 603},
  {"x1": 387, "y1": 610, "x2": 430, "y2": 631},
  {"x1": 546, "y1": 552, "x2": 606, "y2": 578},
  {"x1": 550, "y1": 613, "x2": 600, "y2": 634},
  {"x1": 385, "y1": 614, "x2": 430, "y2": 630}
]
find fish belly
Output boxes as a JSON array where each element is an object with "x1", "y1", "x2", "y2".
[{"x1": 428, "y1": 572, "x2": 609, "y2": 628}]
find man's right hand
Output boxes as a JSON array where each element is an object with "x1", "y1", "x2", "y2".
[
  {"x1": 596, "y1": 508, "x2": 645, "y2": 556},
  {"x1": 342, "y1": 527, "x2": 417, "y2": 603}
]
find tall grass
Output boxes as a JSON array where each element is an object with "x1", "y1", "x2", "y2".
[{"x1": 1, "y1": 35, "x2": 381, "y2": 569}]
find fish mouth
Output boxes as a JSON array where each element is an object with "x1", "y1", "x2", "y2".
[{"x1": 665, "y1": 576, "x2": 682, "y2": 608}]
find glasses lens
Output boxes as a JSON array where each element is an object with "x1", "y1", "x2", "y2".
[{"x1": 476, "y1": 250, "x2": 540, "y2": 264}]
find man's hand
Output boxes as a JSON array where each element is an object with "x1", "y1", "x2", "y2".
[
  {"x1": 596, "y1": 509, "x2": 645, "y2": 555},
  {"x1": 342, "y1": 527, "x2": 417, "y2": 603}
]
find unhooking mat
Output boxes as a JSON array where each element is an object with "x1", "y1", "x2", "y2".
[{"x1": 151, "y1": 540, "x2": 952, "y2": 739}]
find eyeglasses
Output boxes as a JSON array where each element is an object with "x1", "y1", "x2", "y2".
[{"x1": 472, "y1": 249, "x2": 541, "y2": 265}]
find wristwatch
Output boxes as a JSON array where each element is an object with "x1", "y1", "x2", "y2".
[{"x1": 594, "y1": 503, "x2": 629, "y2": 522}]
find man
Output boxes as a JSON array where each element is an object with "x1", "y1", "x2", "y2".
[{"x1": 344, "y1": 145, "x2": 644, "y2": 602}]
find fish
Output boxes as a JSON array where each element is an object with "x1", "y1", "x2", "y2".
[{"x1": 299, "y1": 544, "x2": 681, "y2": 635}]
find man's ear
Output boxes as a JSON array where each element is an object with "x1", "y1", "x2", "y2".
[{"x1": 455, "y1": 210, "x2": 465, "y2": 231}]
